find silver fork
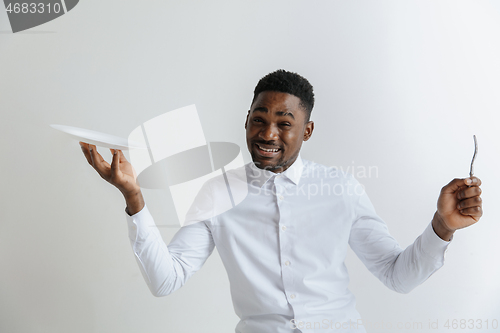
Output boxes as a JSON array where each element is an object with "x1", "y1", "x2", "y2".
[{"x1": 469, "y1": 135, "x2": 478, "y2": 178}]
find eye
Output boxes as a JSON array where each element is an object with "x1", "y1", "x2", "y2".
[
  {"x1": 280, "y1": 122, "x2": 291, "y2": 127},
  {"x1": 253, "y1": 118, "x2": 263, "y2": 123}
]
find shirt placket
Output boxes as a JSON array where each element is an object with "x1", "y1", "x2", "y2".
[{"x1": 274, "y1": 176, "x2": 297, "y2": 310}]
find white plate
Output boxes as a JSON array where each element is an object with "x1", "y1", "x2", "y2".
[{"x1": 50, "y1": 124, "x2": 148, "y2": 150}]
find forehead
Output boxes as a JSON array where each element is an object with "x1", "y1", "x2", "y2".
[{"x1": 251, "y1": 91, "x2": 306, "y2": 120}]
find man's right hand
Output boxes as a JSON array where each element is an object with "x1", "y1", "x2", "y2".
[{"x1": 79, "y1": 141, "x2": 145, "y2": 215}]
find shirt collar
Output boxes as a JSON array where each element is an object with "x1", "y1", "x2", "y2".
[{"x1": 248, "y1": 154, "x2": 304, "y2": 188}]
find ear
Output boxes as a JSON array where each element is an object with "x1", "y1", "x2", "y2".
[
  {"x1": 303, "y1": 121, "x2": 314, "y2": 141},
  {"x1": 244, "y1": 110, "x2": 250, "y2": 130}
]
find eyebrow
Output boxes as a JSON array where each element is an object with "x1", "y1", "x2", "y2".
[{"x1": 253, "y1": 107, "x2": 295, "y2": 120}]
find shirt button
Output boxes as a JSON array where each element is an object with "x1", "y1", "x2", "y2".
[
  {"x1": 281, "y1": 225, "x2": 287, "y2": 231},
  {"x1": 285, "y1": 261, "x2": 290, "y2": 266},
  {"x1": 278, "y1": 195, "x2": 284, "y2": 201},
  {"x1": 290, "y1": 294, "x2": 296, "y2": 299}
]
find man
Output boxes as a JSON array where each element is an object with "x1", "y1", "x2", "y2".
[{"x1": 79, "y1": 69, "x2": 483, "y2": 332}]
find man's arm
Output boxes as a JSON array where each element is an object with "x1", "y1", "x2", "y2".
[
  {"x1": 348, "y1": 175, "x2": 483, "y2": 294},
  {"x1": 126, "y1": 204, "x2": 215, "y2": 296},
  {"x1": 79, "y1": 142, "x2": 215, "y2": 296},
  {"x1": 124, "y1": 190, "x2": 145, "y2": 216}
]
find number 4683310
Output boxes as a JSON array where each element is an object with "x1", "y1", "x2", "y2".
[
  {"x1": 444, "y1": 319, "x2": 498, "y2": 330},
  {"x1": 5, "y1": 3, "x2": 62, "y2": 14}
]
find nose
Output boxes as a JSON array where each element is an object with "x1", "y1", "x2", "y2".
[{"x1": 259, "y1": 123, "x2": 279, "y2": 141}]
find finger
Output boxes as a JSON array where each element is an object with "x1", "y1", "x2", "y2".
[
  {"x1": 119, "y1": 150, "x2": 137, "y2": 180},
  {"x1": 89, "y1": 145, "x2": 97, "y2": 169},
  {"x1": 111, "y1": 149, "x2": 121, "y2": 176},
  {"x1": 465, "y1": 176, "x2": 482, "y2": 186},
  {"x1": 442, "y1": 177, "x2": 482, "y2": 194},
  {"x1": 459, "y1": 205, "x2": 483, "y2": 218},
  {"x1": 89, "y1": 144, "x2": 111, "y2": 177},
  {"x1": 117, "y1": 149, "x2": 127, "y2": 162},
  {"x1": 457, "y1": 196, "x2": 482, "y2": 210},
  {"x1": 457, "y1": 186, "x2": 482, "y2": 200},
  {"x1": 79, "y1": 142, "x2": 92, "y2": 165},
  {"x1": 441, "y1": 178, "x2": 469, "y2": 194}
]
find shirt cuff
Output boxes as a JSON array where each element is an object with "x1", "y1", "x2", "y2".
[
  {"x1": 125, "y1": 204, "x2": 161, "y2": 244},
  {"x1": 420, "y1": 221, "x2": 451, "y2": 260}
]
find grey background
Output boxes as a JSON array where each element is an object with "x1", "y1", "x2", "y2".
[{"x1": 1, "y1": 1, "x2": 499, "y2": 332}]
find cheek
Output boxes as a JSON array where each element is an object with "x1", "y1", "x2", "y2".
[
  {"x1": 247, "y1": 124, "x2": 260, "y2": 136},
  {"x1": 282, "y1": 131, "x2": 300, "y2": 143}
]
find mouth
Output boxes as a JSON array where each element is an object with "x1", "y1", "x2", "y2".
[{"x1": 254, "y1": 143, "x2": 281, "y2": 158}]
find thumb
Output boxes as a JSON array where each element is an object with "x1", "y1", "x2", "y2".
[
  {"x1": 441, "y1": 177, "x2": 474, "y2": 194},
  {"x1": 117, "y1": 149, "x2": 128, "y2": 162},
  {"x1": 119, "y1": 150, "x2": 138, "y2": 180},
  {"x1": 111, "y1": 149, "x2": 121, "y2": 175}
]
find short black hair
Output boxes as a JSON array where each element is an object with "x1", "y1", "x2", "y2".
[{"x1": 252, "y1": 69, "x2": 315, "y2": 122}]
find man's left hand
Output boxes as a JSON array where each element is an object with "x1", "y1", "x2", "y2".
[{"x1": 433, "y1": 177, "x2": 483, "y2": 241}]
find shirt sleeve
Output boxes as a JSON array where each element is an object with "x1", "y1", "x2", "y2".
[
  {"x1": 347, "y1": 175, "x2": 451, "y2": 294},
  {"x1": 126, "y1": 204, "x2": 215, "y2": 297}
]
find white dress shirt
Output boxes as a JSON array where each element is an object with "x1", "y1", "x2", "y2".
[{"x1": 125, "y1": 154, "x2": 451, "y2": 333}]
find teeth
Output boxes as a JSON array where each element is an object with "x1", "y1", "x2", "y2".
[{"x1": 257, "y1": 144, "x2": 279, "y2": 152}]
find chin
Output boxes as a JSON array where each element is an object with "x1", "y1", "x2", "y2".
[{"x1": 255, "y1": 160, "x2": 283, "y2": 172}]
